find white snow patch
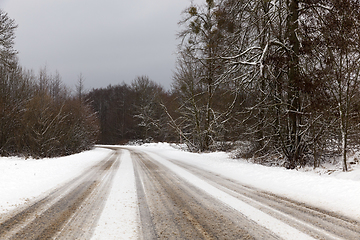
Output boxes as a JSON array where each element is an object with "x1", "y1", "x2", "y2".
[{"x1": 92, "y1": 150, "x2": 139, "y2": 240}]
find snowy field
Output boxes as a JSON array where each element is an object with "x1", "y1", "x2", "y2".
[{"x1": 1, "y1": 143, "x2": 360, "y2": 239}]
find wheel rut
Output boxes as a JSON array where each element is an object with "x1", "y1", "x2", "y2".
[
  {"x1": 132, "y1": 151, "x2": 279, "y2": 240},
  {"x1": 165, "y1": 156, "x2": 360, "y2": 240}
]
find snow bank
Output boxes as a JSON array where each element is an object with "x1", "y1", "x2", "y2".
[
  {"x1": 0, "y1": 148, "x2": 112, "y2": 214},
  {"x1": 135, "y1": 143, "x2": 360, "y2": 221}
]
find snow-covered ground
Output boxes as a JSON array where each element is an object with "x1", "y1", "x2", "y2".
[
  {"x1": 1, "y1": 143, "x2": 360, "y2": 239},
  {"x1": 0, "y1": 148, "x2": 112, "y2": 215}
]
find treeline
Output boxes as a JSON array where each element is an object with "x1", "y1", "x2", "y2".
[
  {"x1": 170, "y1": 0, "x2": 360, "y2": 170},
  {"x1": 0, "y1": 10, "x2": 99, "y2": 158},
  {"x1": 88, "y1": 0, "x2": 360, "y2": 171},
  {"x1": 3, "y1": 0, "x2": 360, "y2": 171},
  {"x1": 86, "y1": 76, "x2": 176, "y2": 145}
]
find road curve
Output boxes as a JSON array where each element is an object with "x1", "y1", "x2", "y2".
[{"x1": 0, "y1": 151, "x2": 120, "y2": 240}]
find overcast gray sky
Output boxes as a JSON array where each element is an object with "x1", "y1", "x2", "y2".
[{"x1": 0, "y1": 0, "x2": 201, "y2": 90}]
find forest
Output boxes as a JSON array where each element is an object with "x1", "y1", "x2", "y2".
[
  {"x1": 2, "y1": 0, "x2": 360, "y2": 171},
  {"x1": 0, "y1": 10, "x2": 98, "y2": 158},
  {"x1": 88, "y1": 0, "x2": 360, "y2": 171}
]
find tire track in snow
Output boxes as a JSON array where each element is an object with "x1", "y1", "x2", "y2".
[
  {"x1": 171, "y1": 160, "x2": 360, "y2": 239},
  {"x1": 131, "y1": 150, "x2": 280, "y2": 239}
]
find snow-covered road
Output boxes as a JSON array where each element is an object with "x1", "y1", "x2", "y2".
[{"x1": 0, "y1": 144, "x2": 360, "y2": 239}]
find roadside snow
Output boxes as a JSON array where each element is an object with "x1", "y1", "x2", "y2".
[
  {"x1": 135, "y1": 143, "x2": 360, "y2": 221},
  {"x1": 92, "y1": 150, "x2": 139, "y2": 240},
  {"x1": 0, "y1": 148, "x2": 112, "y2": 215}
]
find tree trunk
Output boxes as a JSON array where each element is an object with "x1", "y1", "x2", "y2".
[
  {"x1": 341, "y1": 130, "x2": 348, "y2": 172},
  {"x1": 340, "y1": 106, "x2": 348, "y2": 171},
  {"x1": 287, "y1": 0, "x2": 301, "y2": 167}
]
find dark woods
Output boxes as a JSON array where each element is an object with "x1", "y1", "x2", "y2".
[{"x1": 86, "y1": 76, "x2": 177, "y2": 145}]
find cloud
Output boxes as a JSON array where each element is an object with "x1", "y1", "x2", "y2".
[{"x1": 2, "y1": 0, "x2": 200, "y2": 90}]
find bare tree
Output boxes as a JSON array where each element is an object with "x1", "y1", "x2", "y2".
[
  {"x1": 176, "y1": 0, "x2": 241, "y2": 151},
  {"x1": 76, "y1": 73, "x2": 85, "y2": 103},
  {"x1": 314, "y1": 0, "x2": 360, "y2": 171},
  {"x1": 0, "y1": 9, "x2": 17, "y2": 68},
  {"x1": 131, "y1": 76, "x2": 168, "y2": 142}
]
